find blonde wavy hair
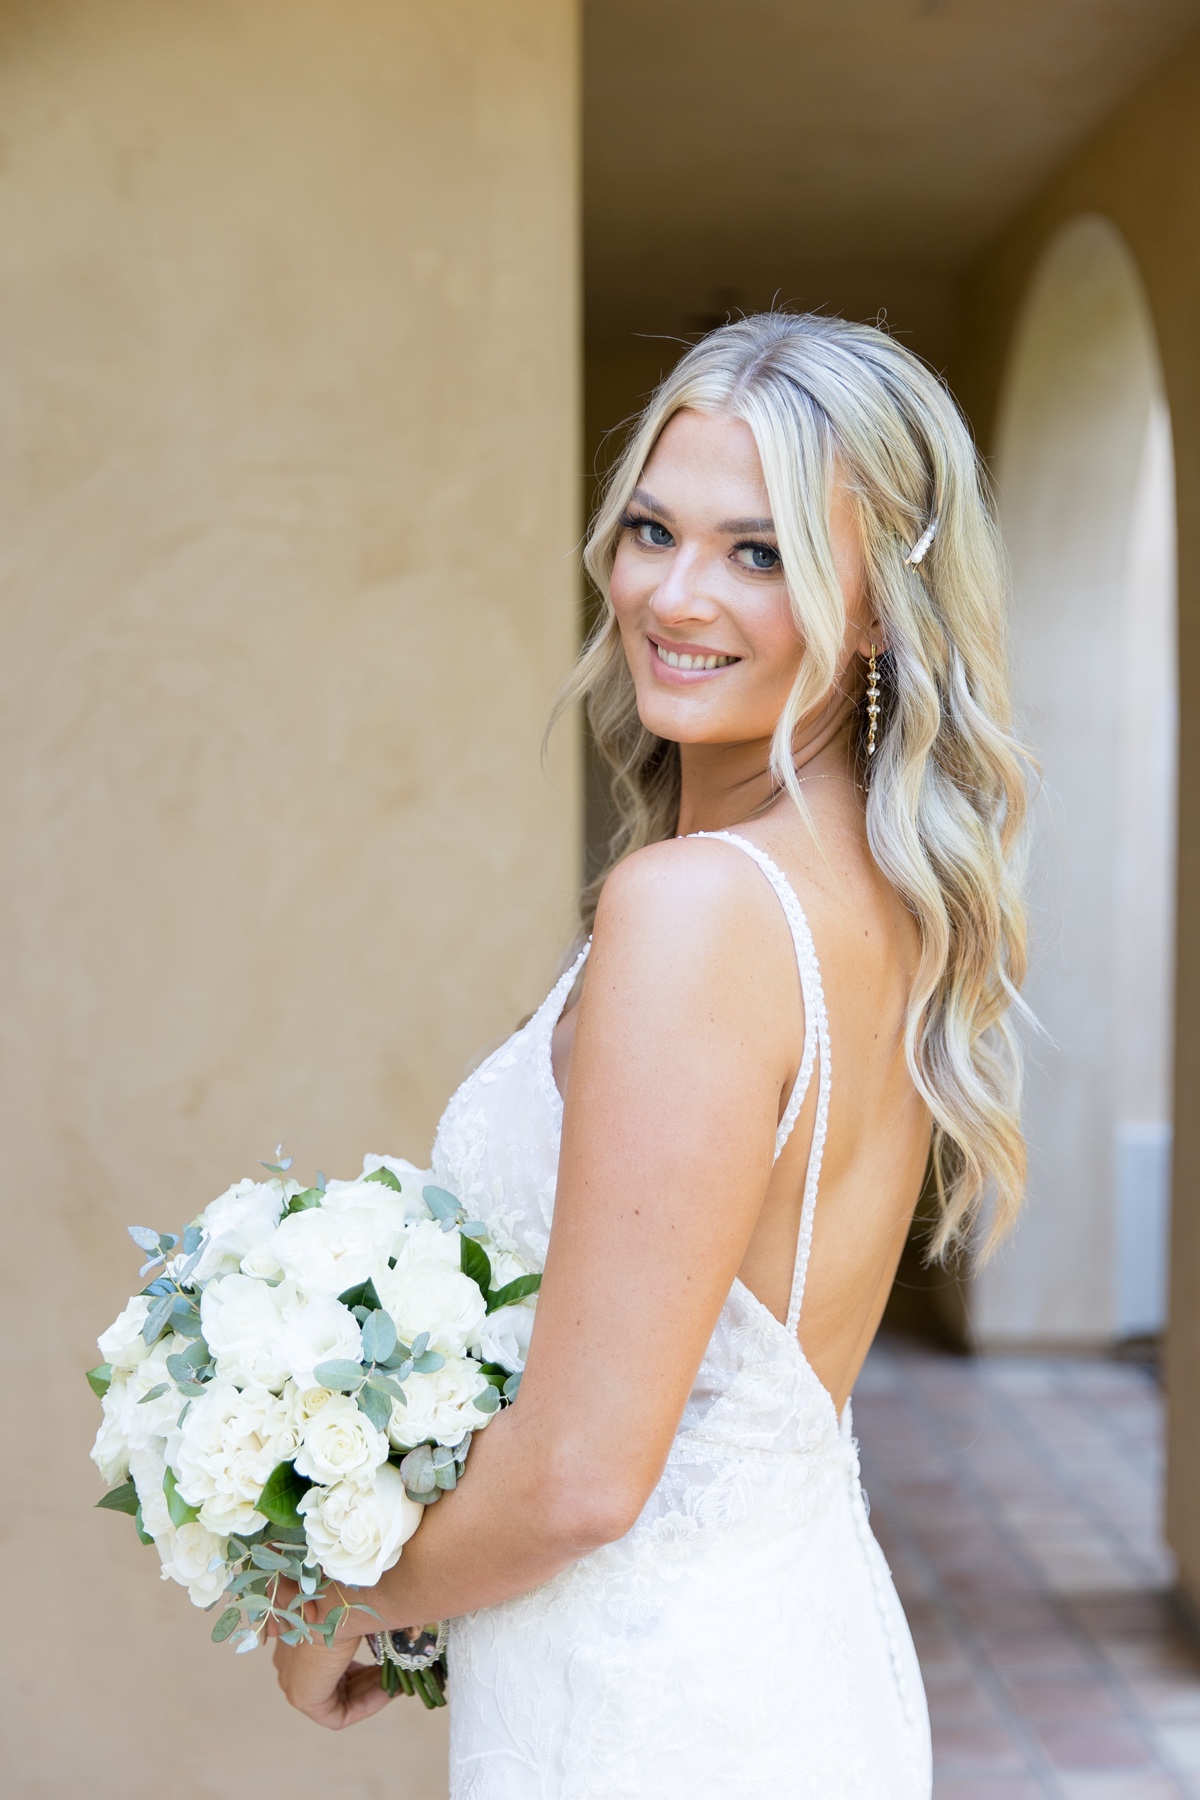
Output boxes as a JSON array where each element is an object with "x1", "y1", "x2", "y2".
[{"x1": 557, "y1": 312, "x2": 1030, "y2": 1259}]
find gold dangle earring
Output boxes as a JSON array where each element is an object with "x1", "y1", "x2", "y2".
[{"x1": 866, "y1": 644, "x2": 880, "y2": 758}]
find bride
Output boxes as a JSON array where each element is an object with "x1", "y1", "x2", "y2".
[{"x1": 272, "y1": 312, "x2": 1029, "y2": 1797}]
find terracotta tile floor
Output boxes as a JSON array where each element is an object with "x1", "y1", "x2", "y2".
[{"x1": 856, "y1": 1336, "x2": 1200, "y2": 1799}]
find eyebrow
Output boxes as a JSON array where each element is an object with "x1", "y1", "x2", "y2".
[{"x1": 629, "y1": 488, "x2": 777, "y2": 536}]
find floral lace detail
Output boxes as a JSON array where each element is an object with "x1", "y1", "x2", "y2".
[{"x1": 434, "y1": 847, "x2": 931, "y2": 1798}]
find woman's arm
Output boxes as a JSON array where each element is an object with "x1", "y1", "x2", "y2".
[{"x1": 275, "y1": 839, "x2": 800, "y2": 1719}]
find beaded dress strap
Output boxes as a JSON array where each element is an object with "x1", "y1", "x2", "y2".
[{"x1": 688, "y1": 830, "x2": 832, "y2": 1335}]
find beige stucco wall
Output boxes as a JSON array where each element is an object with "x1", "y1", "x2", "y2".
[
  {"x1": 0, "y1": 3, "x2": 580, "y2": 1794},
  {"x1": 950, "y1": 30, "x2": 1200, "y2": 1602}
]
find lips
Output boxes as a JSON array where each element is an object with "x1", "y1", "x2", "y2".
[{"x1": 649, "y1": 637, "x2": 741, "y2": 673}]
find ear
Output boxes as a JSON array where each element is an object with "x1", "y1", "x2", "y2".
[{"x1": 853, "y1": 627, "x2": 887, "y2": 661}]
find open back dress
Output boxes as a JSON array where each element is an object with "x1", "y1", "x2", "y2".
[{"x1": 430, "y1": 831, "x2": 932, "y2": 1799}]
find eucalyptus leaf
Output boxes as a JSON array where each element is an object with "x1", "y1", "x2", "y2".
[
  {"x1": 158, "y1": 1232, "x2": 180, "y2": 1254},
  {"x1": 242, "y1": 1594, "x2": 271, "y2": 1618},
  {"x1": 257, "y1": 1460, "x2": 310, "y2": 1531},
  {"x1": 142, "y1": 1293, "x2": 174, "y2": 1344},
  {"x1": 249, "y1": 1544, "x2": 290, "y2": 1571},
  {"x1": 472, "y1": 1387, "x2": 501, "y2": 1414},
  {"x1": 365, "y1": 1166, "x2": 403, "y2": 1192},
  {"x1": 313, "y1": 1358, "x2": 365, "y2": 1391},
  {"x1": 176, "y1": 1379, "x2": 208, "y2": 1397},
  {"x1": 410, "y1": 1333, "x2": 430, "y2": 1359},
  {"x1": 460, "y1": 1234, "x2": 492, "y2": 1296},
  {"x1": 486, "y1": 1273, "x2": 541, "y2": 1313},
  {"x1": 86, "y1": 1362, "x2": 113, "y2": 1399},
  {"x1": 357, "y1": 1383, "x2": 392, "y2": 1434},
  {"x1": 142, "y1": 1276, "x2": 174, "y2": 1297},
  {"x1": 96, "y1": 1479, "x2": 139, "y2": 1516},
  {"x1": 434, "y1": 1462, "x2": 458, "y2": 1490},
  {"x1": 361, "y1": 1309, "x2": 397, "y2": 1365},
  {"x1": 459, "y1": 1220, "x2": 487, "y2": 1238},
  {"x1": 234, "y1": 1631, "x2": 261, "y2": 1654},
  {"x1": 138, "y1": 1382, "x2": 169, "y2": 1405},
  {"x1": 211, "y1": 1607, "x2": 241, "y2": 1643},
  {"x1": 128, "y1": 1225, "x2": 162, "y2": 1254},
  {"x1": 422, "y1": 1185, "x2": 462, "y2": 1223},
  {"x1": 181, "y1": 1224, "x2": 203, "y2": 1255},
  {"x1": 503, "y1": 1372, "x2": 523, "y2": 1401},
  {"x1": 279, "y1": 1627, "x2": 305, "y2": 1646},
  {"x1": 412, "y1": 1350, "x2": 445, "y2": 1375},
  {"x1": 365, "y1": 1372, "x2": 407, "y2": 1401}
]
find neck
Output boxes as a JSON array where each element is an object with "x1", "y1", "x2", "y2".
[{"x1": 674, "y1": 689, "x2": 858, "y2": 837}]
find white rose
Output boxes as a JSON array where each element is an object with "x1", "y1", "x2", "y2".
[
  {"x1": 293, "y1": 1394, "x2": 388, "y2": 1488},
  {"x1": 322, "y1": 1174, "x2": 423, "y2": 1257},
  {"x1": 97, "y1": 1296, "x2": 154, "y2": 1371},
  {"x1": 489, "y1": 1247, "x2": 537, "y2": 1289},
  {"x1": 391, "y1": 1218, "x2": 463, "y2": 1277},
  {"x1": 170, "y1": 1380, "x2": 299, "y2": 1536},
  {"x1": 375, "y1": 1264, "x2": 487, "y2": 1359},
  {"x1": 191, "y1": 1178, "x2": 288, "y2": 1281},
  {"x1": 386, "y1": 1355, "x2": 492, "y2": 1450},
  {"x1": 472, "y1": 1302, "x2": 535, "y2": 1375},
  {"x1": 91, "y1": 1380, "x2": 133, "y2": 1486},
  {"x1": 122, "y1": 1336, "x2": 188, "y2": 1449},
  {"x1": 270, "y1": 1205, "x2": 393, "y2": 1298},
  {"x1": 294, "y1": 1385, "x2": 337, "y2": 1422},
  {"x1": 200, "y1": 1274, "x2": 294, "y2": 1391},
  {"x1": 239, "y1": 1243, "x2": 285, "y2": 1281},
  {"x1": 278, "y1": 1294, "x2": 363, "y2": 1391},
  {"x1": 158, "y1": 1519, "x2": 229, "y2": 1608},
  {"x1": 128, "y1": 1441, "x2": 173, "y2": 1539},
  {"x1": 299, "y1": 1465, "x2": 422, "y2": 1586}
]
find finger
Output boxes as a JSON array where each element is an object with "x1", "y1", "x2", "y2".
[{"x1": 337, "y1": 1669, "x2": 397, "y2": 1728}]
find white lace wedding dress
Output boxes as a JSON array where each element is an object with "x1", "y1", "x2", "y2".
[{"x1": 431, "y1": 831, "x2": 932, "y2": 1798}]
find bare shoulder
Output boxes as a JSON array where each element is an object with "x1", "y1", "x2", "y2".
[{"x1": 592, "y1": 835, "x2": 791, "y2": 972}]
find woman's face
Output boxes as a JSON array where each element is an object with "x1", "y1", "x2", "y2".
[{"x1": 609, "y1": 408, "x2": 869, "y2": 747}]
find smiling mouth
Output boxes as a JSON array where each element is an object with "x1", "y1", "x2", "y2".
[{"x1": 651, "y1": 638, "x2": 740, "y2": 672}]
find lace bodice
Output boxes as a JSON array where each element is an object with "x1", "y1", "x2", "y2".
[{"x1": 433, "y1": 832, "x2": 931, "y2": 1799}]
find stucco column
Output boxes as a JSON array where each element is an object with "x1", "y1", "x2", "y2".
[{"x1": 0, "y1": 3, "x2": 579, "y2": 1793}]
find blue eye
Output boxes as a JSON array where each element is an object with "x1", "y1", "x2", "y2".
[
  {"x1": 733, "y1": 542, "x2": 781, "y2": 572},
  {"x1": 620, "y1": 511, "x2": 674, "y2": 549}
]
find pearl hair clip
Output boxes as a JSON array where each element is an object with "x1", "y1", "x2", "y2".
[{"x1": 904, "y1": 515, "x2": 939, "y2": 566}]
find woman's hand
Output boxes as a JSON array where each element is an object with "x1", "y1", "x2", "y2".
[{"x1": 272, "y1": 1610, "x2": 393, "y2": 1730}]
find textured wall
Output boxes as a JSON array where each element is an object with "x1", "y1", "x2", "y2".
[
  {"x1": 0, "y1": 2, "x2": 579, "y2": 1793},
  {"x1": 950, "y1": 32, "x2": 1200, "y2": 1600}
]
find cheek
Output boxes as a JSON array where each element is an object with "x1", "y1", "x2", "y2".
[{"x1": 607, "y1": 546, "x2": 644, "y2": 628}]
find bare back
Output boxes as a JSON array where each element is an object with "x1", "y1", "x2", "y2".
[{"x1": 553, "y1": 782, "x2": 930, "y2": 1417}]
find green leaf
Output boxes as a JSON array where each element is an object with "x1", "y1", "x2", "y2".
[
  {"x1": 211, "y1": 1606, "x2": 242, "y2": 1643},
  {"x1": 163, "y1": 1466, "x2": 200, "y2": 1528},
  {"x1": 128, "y1": 1225, "x2": 162, "y2": 1254},
  {"x1": 365, "y1": 1166, "x2": 403, "y2": 1192},
  {"x1": 158, "y1": 1232, "x2": 179, "y2": 1254},
  {"x1": 133, "y1": 1502, "x2": 155, "y2": 1546},
  {"x1": 337, "y1": 1277, "x2": 383, "y2": 1312},
  {"x1": 460, "y1": 1234, "x2": 493, "y2": 1296},
  {"x1": 411, "y1": 1350, "x2": 445, "y2": 1375},
  {"x1": 176, "y1": 1379, "x2": 208, "y2": 1397},
  {"x1": 86, "y1": 1362, "x2": 113, "y2": 1399},
  {"x1": 167, "y1": 1341, "x2": 208, "y2": 1381},
  {"x1": 366, "y1": 1372, "x2": 407, "y2": 1402},
  {"x1": 96, "y1": 1479, "x2": 140, "y2": 1516},
  {"x1": 502, "y1": 1372, "x2": 522, "y2": 1401},
  {"x1": 313, "y1": 1358, "x2": 365, "y2": 1391},
  {"x1": 138, "y1": 1382, "x2": 169, "y2": 1405},
  {"x1": 361, "y1": 1309, "x2": 397, "y2": 1365},
  {"x1": 257, "y1": 1460, "x2": 310, "y2": 1531},
  {"x1": 422, "y1": 1185, "x2": 462, "y2": 1223},
  {"x1": 286, "y1": 1187, "x2": 324, "y2": 1214},
  {"x1": 357, "y1": 1384, "x2": 392, "y2": 1434},
  {"x1": 472, "y1": 1387, "x2": 501, "y2": 1414},
  {"x1": 181, "y1": 1224, "x2": 203, "y2": 1255},
  {"x1": 249, "y1": 1544, "x2": 290, "y2": 1571},
  {"x1": 142, "y1": 1293, "x2": 174, "y2": 1344},
  {"x1": 486, "y1": 1274, "x2": 541, "y2": 1314}
]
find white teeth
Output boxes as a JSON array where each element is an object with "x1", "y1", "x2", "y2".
[{"x1": 656, "y1": 644, "x2": 735, "y2": 670}]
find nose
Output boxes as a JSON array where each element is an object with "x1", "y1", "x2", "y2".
[{"x1": 647, "y1": 544, "x2": 722, "y2": 629}]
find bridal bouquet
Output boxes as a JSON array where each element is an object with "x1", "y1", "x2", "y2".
[{"x1": 89, "y1": 1151, "x2": 539, "y2": 1707}]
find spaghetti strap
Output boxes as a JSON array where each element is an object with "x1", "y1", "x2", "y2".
[{"x1": 688, "y1": 830, "x2": 832, "y2": 1335}]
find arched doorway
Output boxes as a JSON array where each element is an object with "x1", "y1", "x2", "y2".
[{"x1": 975, "y1": 215, "x2": 1178, "y2": 1348}]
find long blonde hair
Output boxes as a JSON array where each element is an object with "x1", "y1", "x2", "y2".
[{"x1": 558, "y1": 312, "x2": 1030, "y2": 1259}]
